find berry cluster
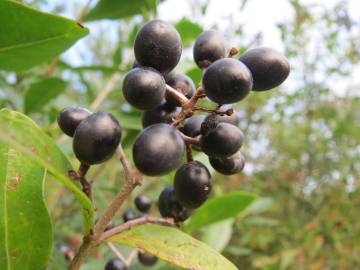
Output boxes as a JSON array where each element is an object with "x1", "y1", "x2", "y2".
[{"x1": 57, "y1": 18, "x2": 289, "y2": 269}]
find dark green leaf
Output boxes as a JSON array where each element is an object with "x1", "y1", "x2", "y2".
[
  {"x1": 175, "y1": 18, "x2": 203, "y2": 45},
  {"x1": 0, "y1": 109, "x2": 94, "y2": 233},
  {"x1": 24, "y1": 77, "x2": 68, "y2": 114},
  {"x1": 0, "y1": 144, "x2": 52, "y2": 270},
  {"x1": 0, "y1": 0, "x2": 89, "y2": 71},
  {"x1": 184, "y1": 191, "x2": 257, "y2": 232},
  {"x1": 84, "y1": 0, "x2": 156, "y2": 21},
  {"x1": 110, "y1": 224, "x2": 238, "y2": 270}
]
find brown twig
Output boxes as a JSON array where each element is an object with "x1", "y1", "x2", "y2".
[
  {"x1": 165, "y1": 84, "x2": 189, "y2": 106},
  {"x1": 97, "y1": 216, "x2": 176, "y2": 244},
  {"x1": 228, "y1": 47, "x2": 239, "y2": 58},
  {"x1": 68, "y1": 163, "x2": 92, "y2": 199},
  {"x1": 68, "y1": 145, "x2": 142, "y2": 270},
  {"x1": 126, "y1": 249, "x2": 139, "y2": 266},
  {"x1": 106, "y1": 242, "x2": 127, "y2": 264},
  {"x1": 181, "y1": 133, "x2": 201, "y2": 148},
  {"x1": 186, "y1": 144, "x2": 194, "y2": 162}
]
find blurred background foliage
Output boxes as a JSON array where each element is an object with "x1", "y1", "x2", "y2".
[{"x1": 1, "y1": 0, "x2": 359, "y2": 269}]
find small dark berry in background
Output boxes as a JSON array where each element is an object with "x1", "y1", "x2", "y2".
[
  {"x1": 174, "y1": 161, "x2": 212, "y2": 209},
  {"x1": 193, "y1": 30, "x2": 226, "y2": 68},
  {"x1": 122, "y1": 208, "x2": 137, "y2": 223},
  {"x1": 134, "y1": 19, "x2": 182, "y2": 74},
  {"x1": 158, "y1": 186, "x2": 192, "y2": 222},
  {"x1": 239, "y1": 47, "x2": 290, "y2": 91},
  {"x1": 57, "y1": 107, "x2": 91, "y2": 137},
  {"x1": 141, "y1": 102, "x2": 181, "y2": 128},
  {"x1": 209, "y1": 151, "x2": 245, "y2": 175},
  {"x1": 73, "y1": 111, "x2": 121, "y2": 165},
  {"x1": 135, "y1": 195, "x2": 152, "y2": 213},
  {"x1": 133, "y1": 124, "x2": 185, "y2": 176},
  {"x1": 138, "y1": 251, "x2": 158, "y2": 266},
  {"x1": 56, "y1": 242, "x2": 74, "y2": 261},
  {"x1": 105, "y1": 257, "x2": 127, "y2": 270},
  {"x1": 165, "y1": 73, "x2": 196, "y2": 106},
  {"x1": 182, "y1": 115, "x2": 205, "y2": 138},
  {"x1": 122, "y1": 67, "x2": 166, "y2": 111}
]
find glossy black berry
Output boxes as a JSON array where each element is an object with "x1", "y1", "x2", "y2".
[
  {"x1": 182, "y1": 115, "x2": 205, "y2": 138},
  {"x1": 135, "y1": 195, "x2": 152, "y2": 213},
  {"x1": 138, "y1": 251, "x2": 158, "y2": 266},
  {"x1": 158, "y1": 186, "x2": 192, "y2": 222},
  {"x1": 141, "y1": 102, "x2": 181, "y2": 128},
  {"x1": 122, "y1": 208, "x2": 137, "y2": 222},
  {"x1": 73, "y1": 111, "x2": 121, "y2": 165},
  {"x1": 105, "y1": 258, "x2": 127, "y2": 270},
  {"x1": 133, "y1": 124, "x2": 185, "y2": 176},
  {"x1": 193, "y1": 30, "x2": 226, "y2": 68},
  {"x1": 201, "y1": 122, "x2": 244, "y2": 158},
  {"x1": 134, "y1": 19, "x2": 182, "y2": 73},
  {"x1": 204, "y1": 109, "x2": 240, "y2": 127},
  {"x1": 165, "y1": 73, "x2": 196, "y2": 106},
  {"x1": 123, "y1": 67, "x2": 165, "y2": 110},
  {"x1": 209, "y1": 151, "x2": 245, "y2": 175},
  {"x1": 203, "y1": 58, "x2": 253, "y2": 104},
  {"x1": 239, "y1": 47, "x2": 290, "y2": 91},
  {"x1": 57, "y1": 107, "x2": 91, "y2": 137},
  {"x1": 174, "y1": 161, "x2": 212, "y2": 209}
]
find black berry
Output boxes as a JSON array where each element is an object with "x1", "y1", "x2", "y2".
[
  {"x1": 133, "y1": 124, "x2": 185, "y2": 176},
  {"x1": 105, "y1": 258, "x2": 127, "y2": 270},
  {"x1": 138, "y1": 251, "x2": 158, "y2": 266},
  {"x1": 158, "y1": 186, "x2": 192, "y2": 222},
  {"x1": 239, "y1": 47, "x2": 290, "y2": 91},
  {"x1": 201, "y1": 122, "x2": 244, "y2": 158},
  {"x1": 204, "y1": 109, "x2": 240, "y2": 127},
  {"x1": 193, "y1": 30, "x2": 226, "y2": 68},
  {"x1": 182, "y1": 115, "x2": 205, "y2": 137},
  {"x1": 174, "y1": 161, "x2": 212, "y2": 209},
  {"x1": 141, "y1": 102, "x2": 181, "y2": 128},
  {"x1": 134, "y1": 19, "x2": 182, "y2": 73},
  {"x1": 165, "y1": 73, "x2": 196, "y2": 106},
  {"x1": 123, "y1": 67, "x2": 165, "y2": 110},
  {"x1": 57, "y1": 107, "x2": 91, "y2": 137},
  {"x1": 203, "y1": 58, "x2": 253, "y2": 104},
  {"x1": 122, "y1": 208, "x2": 137, "y2": 222},
  {"x1": 209, "y1": 151, "x2": 245, "y2": 175},
  {"x1": 73, "y1": 111, "x2": 121, "y2": 165},
  {"x1": 135, "y1": 195, "x2": 152, "y2": 213}
]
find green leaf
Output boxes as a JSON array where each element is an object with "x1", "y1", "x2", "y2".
[
  {"x1": 0, "y1": 144, "x2": 52, "y2": 270},
  {"x1": 186, "y1": 67, "x2": 202, "y2": 86},
  {"x1": 202, "y1": 219, "x2": 234, "y2": 252},
  {"x1": 0, "y1": 109, "x2": 94, "y2": 233},
  {"x1": 84, "y1": 0, "x2": 156, "y2": 21},
  {"x1": 0, "y1": 0, "x2": 89, "y2": 71},
  {"x1": 24, "y1": 77, "x2": 68, "y2": 114},
  {"x1": 175, "y1": 18, "x2": 203, "y2": 45},
  {"x1": 184, "y1": 191, "x2": 257, "y2": 232},
  {"x1": 110, "y1": 224, "x2": 238, "y2": 270}
]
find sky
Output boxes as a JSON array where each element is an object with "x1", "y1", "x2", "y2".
[{"x1": 37, "y1": 0, "x2": 360, "y2": 97}]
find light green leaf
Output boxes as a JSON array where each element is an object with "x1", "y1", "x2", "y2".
[
  {"x1": 186, "y1": 67, "x2": 202, "y2": 86},
  {"x1": 184, "y1": 191, "x2": 257, "y2": 232},
  {"x1": 202, "y1": 219, "x2": 234, "y2": 252},
  {"x1": 0, "y1": 0, "x2": 89, "y2": 71},
  {"x1": 24, "y1": 77, "x2": 68, "y2": 114},
  {"x1": 110, "y1": 224, "x2": 238, "y2": 270},
  {"x1": 0, "y1": 144, "x2": 52, "y2": 270},
  {"x1": 84, "y1": 0, "x2": 156, "y2": 21},
  {"x1": 0, "y1": 109, "x2": 94, "y2": 233},
  {"x1": 175, "y1": 18, "x2": 203, "y2": 45}
]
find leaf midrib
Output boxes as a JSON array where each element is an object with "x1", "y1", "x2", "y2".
[{"x1": 0, "y1": 30, "x2": 82, "y2": 53}]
